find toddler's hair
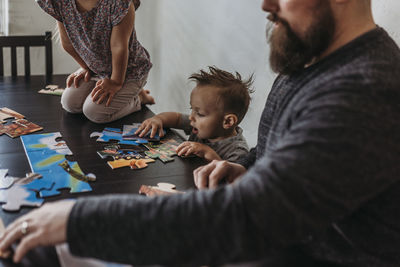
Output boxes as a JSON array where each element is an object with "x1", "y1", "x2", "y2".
[{"x1": 189, "y1": 66, "x2": 254, "y2": 124}]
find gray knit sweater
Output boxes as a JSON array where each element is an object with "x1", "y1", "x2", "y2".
[{"x1": 67, "y1": 27, "x2": 400, "y2": 266}]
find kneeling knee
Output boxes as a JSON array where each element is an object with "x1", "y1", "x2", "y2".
[{"x1": 82, "y1": 101, "x2": 113, "y2": 124}]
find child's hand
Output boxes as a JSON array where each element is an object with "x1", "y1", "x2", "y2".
[
  {"x1": 91, "y1": 78, "x2": 123, "y2": 107},
  {"x1": 135, "y1": 117, "x2": 165, "y2": 138},
  {"x1": 67, "y1": 68, "x2": 91, "y2": 88},
  {"x1": 176, "y1": 142, "x2": 221, "y2": 162}
]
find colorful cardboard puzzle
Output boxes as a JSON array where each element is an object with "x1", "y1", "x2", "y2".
[
  {"x1": 0, "y1": 119, "x2": 43, "y2": 138},
  {"x1": 21, "y1": 132, "x2": 95, "y2": 197},
  {"x1": 38, "y1": 84, "x2": 65, "y2": 96},
  {"x1": 139, "y1": 183, "x2": 184, "y2": 197},
  {"x1": 0, "y1": 171, "x2": 44, "y2": 211},
  {"x1": 0, "y1": 169, "x2": 14, "y2": 189},
  {"x1": 0, "y1": 107, "x2": 24, "y2": 124},
  {"x1": 90, "y1": 128, "x2": 148, "y2": 146},
  {"x1": 108, "y1": 158, "x2": 155, "y2": 170},
  {"x1": 97, "y1": 144, "x2": 145, "y2": 160},
  {"x1": 144, "y1": 139, "x2": 181, "y2": 163}
]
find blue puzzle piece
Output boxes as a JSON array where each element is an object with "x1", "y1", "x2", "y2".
[
  {"x1": 122, "y1": 123, "x2": 165, "y2": 142},
  {"x1": 21, "y1": 132, "x2": 93, "y2": 197},
  {"x1": 90, "y1": 127, "x2": 147, "y2": 146}
]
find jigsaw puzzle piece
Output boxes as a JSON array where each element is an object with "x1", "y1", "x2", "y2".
[
  {"x1": 0, "y1": 107, "x2": 24, "y2": 124},
  {"x1": 107, "y1": 158, "x2": 155, "y2": 170},
  {"x1": 122, "y1": 123, "x2": 164, "y2": 142},
  {"x1": 0, "y1": 173, "x2": 44, "y2": 211},
  {"x1": 143, "y1": 139, "x2": 181, "y2": 163},
  {"x1": 90, "y1": 128, "x2": 142, "y2": 146},
  {"x1": 0, "y1": 169, "x2": 14, "y2": 189},
  {"x1": 21, "y1": 132, "x2": 94, "y2": 197},
  {"x1": 139, "y1": 183, "x2": 184, "y2": 197},
  {"x1": 32, "y1": 162, "x2": 93, "y2": 198},
  {"x1": 2, "y1": 119, "x2": 43, "y2": 138},
  {"x1": 21, "y1": 132, "x2": 72, "y2": 155}
]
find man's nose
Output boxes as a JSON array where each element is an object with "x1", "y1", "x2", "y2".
[{"x1": 262, "y1": 0, "x2": 279, "y2": 13}]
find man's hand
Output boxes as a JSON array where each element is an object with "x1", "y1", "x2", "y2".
[
  {"x1": 91, "y1": 78, "x2": 123, "y2": 107},
  {"x1": 135, "y1": 116, "x2": 165, "y2": 138},
  {"x1": 193, "y1": 160, "x2": 247, "y2": 189},
  {"x1": 0, "y1": 200, "x2": 75, "y2": 263},
  {"x1": 66, "y1": 68, "x2": 91, "y2": 88},
  {"x1": 176, "y1": 142, "x2": 220, "y2": 161}
]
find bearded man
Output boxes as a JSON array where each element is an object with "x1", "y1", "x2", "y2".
[{"x1": 1, "y1": 0, "x2": 399, "y2": 266}]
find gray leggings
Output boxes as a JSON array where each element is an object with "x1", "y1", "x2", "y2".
[{"x1": 61, "y1": 76, "x2": 147, "y2": 124}]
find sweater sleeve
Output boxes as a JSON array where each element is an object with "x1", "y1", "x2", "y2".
[
  {"x1": 67, "y1": 84, "x2": 400, "y2": 265},
  {"x1": 235, "y1": 147, "x2": 257, "y2": 168}
]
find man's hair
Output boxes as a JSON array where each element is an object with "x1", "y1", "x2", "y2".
[{"x1": 189, "y1": 66, "x2": 254, "y2": 124}]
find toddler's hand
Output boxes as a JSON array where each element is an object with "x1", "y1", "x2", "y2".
[
  {"x1": 176, "y1": 142, "x2": 220, "y2": 161},
  {"x1": 66, "y1": 68, "x2": 91, "y2": 88},
  {"x1": 91, "y1": 78, "x2": 122, "y2": 107},
  {"x1": 135, "y1": 117, "x2": 165, "y2": 138}
]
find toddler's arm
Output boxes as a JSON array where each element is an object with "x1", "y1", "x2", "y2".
[
  {"x1": 176, "y1": 142, "x2": 221, "y2": 162},
  {"x1": 136, "y1": 112, "x2": 183, "y2": 138}
]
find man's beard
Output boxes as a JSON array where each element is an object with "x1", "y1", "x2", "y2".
[{"x1": 267, "y1": 5, "x2": 335, "y2": 75}]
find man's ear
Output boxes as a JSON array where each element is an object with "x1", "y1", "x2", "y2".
[{"x1": 223, "y1": 114, "x2": 238, "y2": 129}]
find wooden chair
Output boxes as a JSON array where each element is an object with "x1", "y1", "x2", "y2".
[{"x1": 0, "y1": 31, "x2": 53, "y2": 77}]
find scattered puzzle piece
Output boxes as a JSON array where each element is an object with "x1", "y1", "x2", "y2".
[
  {"x1": 144, "y1": 139, "x2": 181, "y2": 163},
  {"x1": 90, "y1": 128, "x2": 148, "y2": 146},
  {"x1": 59, "y1": 160, "x2": 96, "y2": 182},
  {"x1": 0, "y1": 107, "x2": 24, "y2": 124},
  {"x1": 108, "y1": 158, "x2": 155, "y2": 170},
  {"x1": 38, "y1": 84, "x2": 65, "y2": 96},
  {"x1": 97, "y1": 144, "x2": 145, "y2": 160},
  {"x1": 21, "y1": 132, "x2": 94, "y2": 197},
  {"x1": 122, "y1": 123, "x2": 165, "y2": 142},
  {"x1": 0, "y1": 171, "x2": 44, "y2": 211},
  {"x1": 0, "y1": 119, "x2": 42, "y2": 138},
  {"x1": 139, "y1": 183, "x2": 184, "y2": 197},
  {"x1": 0, "y1": 169, "x2": 14, "y2": 189}
]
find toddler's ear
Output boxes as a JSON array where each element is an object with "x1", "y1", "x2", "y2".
[{"x1": 223, "y1": 114, "x2": 238, "y2": 129}]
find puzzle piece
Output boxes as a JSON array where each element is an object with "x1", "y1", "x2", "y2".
[
  {"x1": 122, "y1": 123, "x2": 165, "y2": 142},
  {"x1": 107, "y1": 158, "x2": 155, "y2": 170},
  {"x1": 143, "y1": 139, "x2": 181, "y2": 163},
  {"x1": 0, "y1": 171, "x2": 44, "y2": 211},
  {"x1": 0, "y1": 119, "x2": 43, "y2": 138},
  {"x1": 0, "y1": 107, "x2": 24, "y2": 124},
  {"x1": 0, "y1": 169, "x2": 14, "y2": 189},
  {"x1": 38, "y1": 84, "x2": 65, "y2": 96},
  {"x1": 21, "y1": 132, "x2": 94, "y2": 197},
  {"x1": 90, "y1": 128, "x2": 148, "y2": 146},
  {"x1": 139, "y1": 183, "x2": 184, "y2": 197},
  {"x1": 59, "y1": 160, "x2": 96, "y2": 182},
  {"x1": 97, "y1": 144, "x2": 145, "y2": 160}
]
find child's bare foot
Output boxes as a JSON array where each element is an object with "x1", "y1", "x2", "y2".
[{"x1": 139, "y1": 89, "x2": 155, "y2": 105}]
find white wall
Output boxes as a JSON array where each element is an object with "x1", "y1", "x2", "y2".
[{"x1": 5, "y1": 0, "x2": 400, "y2": 147}]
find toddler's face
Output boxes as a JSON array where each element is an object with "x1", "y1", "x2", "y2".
[{"x1": 189, "y1": 86, "x2": 225, "y2": 140}]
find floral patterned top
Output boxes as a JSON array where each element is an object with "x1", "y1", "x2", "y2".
[{"x1": 36, "y1": 0, "x2": 152, "y2": 80}]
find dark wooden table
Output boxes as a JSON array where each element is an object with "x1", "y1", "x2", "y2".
[{"x1": 0, "y1": 75, "x2": 205, "y2": 266}]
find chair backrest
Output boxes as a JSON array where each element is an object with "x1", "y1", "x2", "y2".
[{"x1": 0, "y1": 31, "x2": 53, "y2": 77}]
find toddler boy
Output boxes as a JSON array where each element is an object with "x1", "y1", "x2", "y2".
[{"x1": 135, "y1": 66, "x2": 253, "y2": 163}]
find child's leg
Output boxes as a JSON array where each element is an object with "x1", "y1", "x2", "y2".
[
  {"x1": 61, "y1": 79, "x2": 96, "y2": 113},
  {"x1": 82, "y1": 76, "x2": 152, "y2": 123}
]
